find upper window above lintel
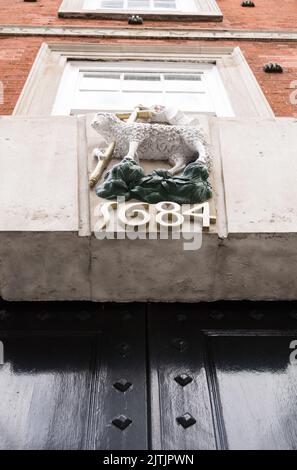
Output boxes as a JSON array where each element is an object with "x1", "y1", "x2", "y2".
[{"x1": 58, "y1": 0, "x2": 223, "y2": 21}]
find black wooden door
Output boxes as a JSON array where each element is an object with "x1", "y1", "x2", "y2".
[
  {"x1": 148, "y1": 303, "x2": 297, "y2": 450},
  {"x1": 0, "y1": 302, "x2": 297, "y2": 450}
]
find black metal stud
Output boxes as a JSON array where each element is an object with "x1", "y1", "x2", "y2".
[
  {"x1": 122, "y1": 312, "x2": 133, "y2": 321},
  {"x1": 176, "y1": 413, "x2": 196, "y2": 429},
  {"x1": 263, "y1": 63, "x2": 283, "y2": 73},
  {"x1": 128, "y1": 15, "x2": 144, "y2": 25},
  {"x1": 112, "y1": 415, "x2": 132, "y2": 431},
  {"x1": 210, "y1": 311, "x2": 224, "y2": 320},
  {"x1": 113, "y1": 379, "x2": 132, "y2": 393},
  {"x1": 176, "y1": 313, "x2": 187, "y2": 323},
  {"x1": 0, "y1": 310, "x2": 9, "y2": 321},
  {"x1": 250, "y1": 312, "x2": 264, "y2": 321},
  {"x1": 36, "y1": 311, "x2": 51, "y2": 321},
  {"x1": 116, "y1": 342, "x2": 131, "y2": 358},
  {"x1": 174, "y1": 374, "x2": 193, "y2": 387},
  {"x1": 241, "y1": 1, "x2": 255, "y2": 7},
  {"x1": 76, "y1": 311, "x2": 91, "y2": 321},
  {"x1": 172, "y1": 338, "x2": 188, "y2": 352}
]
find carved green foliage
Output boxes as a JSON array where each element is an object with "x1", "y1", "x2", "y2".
[
  {"x1": 96, "y1": 158, "x2": 145, "y2": 201},
  {"x1": 96, "y1": 158, "x2": 212, "y2": 205}
]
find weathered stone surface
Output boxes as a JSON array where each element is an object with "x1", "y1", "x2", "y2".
[
  {"x1": 0, "y1": 232, "x2": 91, "y2": 301},
  {"x1": 219, "y1": 118, "x2": 297, "y2": 233},
  {"x1": 90, "y1": 236, "x2": 219, "y2": 302},
  {"x1": 214, "y1": 234, "x2": 297, "y2": 300},
  {"x1": 0, "y1": 116, "x2": 79, "y2": 231},
  {"x1": 0, "y1": 116, "x2": 90, "y2": 300}
]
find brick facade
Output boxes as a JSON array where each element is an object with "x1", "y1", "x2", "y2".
[
  {"x1": 0, "y1": 0, "x2": 296, "y2": 30},
  {"x1": 0, "y1": 0, "x2": 296, "y2": 116}
]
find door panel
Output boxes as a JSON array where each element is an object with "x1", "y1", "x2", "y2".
[
  {"x1": 148, "y1": 307, "x2": 216, "y2": 450},
  {"x1": 208, "y1": 333, "x2": 297, "y2": 450},
  {"x1": 147, "y1": 302, "x2": 297, "y2": 450},
  {"x1": 0, "y1": 303, "x2": 147, "y2": 450},
  {"x1": 0, "y1": 333, "x2": 96, "y2": 450},
  {"x1": 87, "y1": 305, "x2": 147, "y2": 450}
]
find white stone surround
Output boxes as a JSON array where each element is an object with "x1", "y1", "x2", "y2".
[{"x1": 0, "y1": 115, "x2": 296, "y2": 301}]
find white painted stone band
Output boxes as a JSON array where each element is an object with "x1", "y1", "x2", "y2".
[{"x1": 1, "y1": 25, "x2": 297, "y2": 41}]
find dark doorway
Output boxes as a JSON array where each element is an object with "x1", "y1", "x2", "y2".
[{"x1": 0, "y1": 302, "x2": 297, "y2": 450}]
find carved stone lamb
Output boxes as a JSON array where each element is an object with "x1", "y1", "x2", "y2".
[{"x1": 92, "y1": 113, "x2": 209, "y2": 176}]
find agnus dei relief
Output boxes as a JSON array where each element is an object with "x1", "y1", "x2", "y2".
[{"x1": 91, "y1": 106, "x2": 213, "y2": 205}]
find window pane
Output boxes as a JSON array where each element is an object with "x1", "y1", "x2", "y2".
[
  {"x1": 75, "y1": 70, "x2": 215, "y2": 112},
  {"x1": 74, "y1": 91, "x2": 165, "y2": 111},
  {"x1": 119, "y1": 92, "x2": 165, "y2": 109},
  {"x1": 163, "y1": 74, "x2": 205, "y2": 92},
  {"x1": 80, "y1": 73, "x2": 121, "y2": 91},
  {"x1": 127, "y1": 0, "x2": 150, "y2": 9},
  {"x1": 100, "y1": 0, "x2": 124, "y2": 8},
  {"x1": 96, "y1": 0, "x2": 178, "y2": 10},
  {"x1": 73, "y1": 90, "x2": 214, "y2": 113},
  {"x1": 84, "y1": 0, "x2": 202, "y2": 12},
  {"x1": 74, "y1": 91, "x2": 121, "y2": 110},
  {"x1": 122, "y1": 74, "x2": 163, "y2": 92},
  {"x1": 153, "y1": 0, "x2": 176, "y2": 9},
  {"x1": 164, "y1": 93, "x2": 214, "y2": 113}
]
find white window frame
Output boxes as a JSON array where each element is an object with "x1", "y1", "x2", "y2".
[
  {"x1": 84, "y1": 0, "x2": 194, "y2": 12},
  {"x1": 52, "y1": 61, "x2": 235, "y2": 117},
  {"x1": 58, "y1": 0, "x2": 223, "y2": 21},
  {"x1": 13, "y1": 43, "x2": 274, "y2": 119}
]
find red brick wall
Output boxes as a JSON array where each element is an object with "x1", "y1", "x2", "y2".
[
  {"x1": 0, "y1": 36, "x2": 296, "y2": 117},
  {"x1": 0, "y1": 1, "x2": 297, "y2": 117},
  {"x1": 0, "y1": 0, "x2": 296, "y2": 30}
]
